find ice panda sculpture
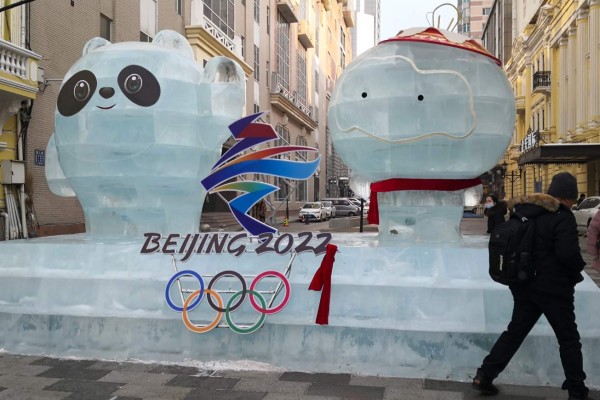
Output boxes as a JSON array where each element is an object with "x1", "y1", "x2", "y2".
[
  {"x1": 328, "y1": 27, "x2": 515, "y2": 241},
  {"x1": 46, "y1": 30, "x2": 246, "y2": 236}
]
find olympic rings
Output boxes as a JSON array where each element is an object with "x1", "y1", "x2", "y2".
[
  {"x1": 182, "y1": 289, "x2": 223, "y2": 334},
  {"x1": 207, "y1": 270, "x2": 247, "y2": 312},
  {"x1": 165, "y1": 270, "x2": 204, "y2": 312},
  {"x1": 249, "y1": 270, "x2": 291, "y2": 314},
  {"x1": 166, "y1": 269, "x2": 291, "y2": 334},
  {"x1": 225, "y1": 290, "x2": 266, "y2": 334}
]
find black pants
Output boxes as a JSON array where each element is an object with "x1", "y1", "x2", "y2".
[{"x1": 480, "y1": 287, "x2": 587, "y2": 394}]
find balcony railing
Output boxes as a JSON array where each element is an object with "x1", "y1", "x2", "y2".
[
  {"x1": 515, "y1": 95, "x2": 525, "y2": 110},
  {"x1": 203, "y1": 16, "x2": 236, "y2": 53},
  {"x1": 298, "y1": 20, "x2": 315, "y2": 48},
  {"x1": 271, "y1": 72, "x2": 314, "y2": 122},
  {"x1": 533, "y1": 71, "x2": 551, "y2": 93},
  {"x1": 0, "y1": 38, "x2": 35, "y2": 80},
  {"x1": 277, "y1": 0, "x2": 299, "y2": 23}
]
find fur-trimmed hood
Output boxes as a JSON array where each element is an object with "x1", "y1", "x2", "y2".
[{"x1": 507, "y1": 193, "x2": 561, "y2": 217}]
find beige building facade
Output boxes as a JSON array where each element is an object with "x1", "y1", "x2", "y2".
[
  {"x1": 458, "y1": 0, "x2": 495, "y2": 39},
  {"x1": 23, "y1": 0, "x2": 352, "y2": 235}
]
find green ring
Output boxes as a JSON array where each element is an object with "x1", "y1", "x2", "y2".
[{"x1": 225, "y1": 289, "x2": 266, "y2": 334}]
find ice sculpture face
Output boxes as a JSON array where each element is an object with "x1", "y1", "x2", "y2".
[
  {"x1": 328, "y1": 28, "x2": 515, "y2": 180},
  {"x1": 46, "y1": 30, "x2": 246, "y2": 236}
]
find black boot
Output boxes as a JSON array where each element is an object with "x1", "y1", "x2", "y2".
[
  {"x1": 472, "y1": 369, "x2": 499, "y2": 396},
  {"x1": 568, "y1": 388, "x2": 591, "y2": 400}
]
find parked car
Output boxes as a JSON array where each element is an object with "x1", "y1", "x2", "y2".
[
  {"x1": 322, "y1": 198, "x2": 360, "y2": 217},
  {"x1": 573, "y1": 196, "x2": 600, "y2": 233},
  {"x1": 321, "y1": 200, "x2": 336, "y2": 220},
  {"x1": 299, "y1": 202, "x2": 326, "y2": 222},
  {"x1": 349, "y1": 198, "x2": 369, "y2": 215}
]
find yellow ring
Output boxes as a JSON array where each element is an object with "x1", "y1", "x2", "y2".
[{"x1": 182, "y1": 289, "x2": 223, "y2": 334}]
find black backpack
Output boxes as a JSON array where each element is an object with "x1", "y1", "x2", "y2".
[{"x1": 488, "y1": 211, "x2": 536, "y2": 285}]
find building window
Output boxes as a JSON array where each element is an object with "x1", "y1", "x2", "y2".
[
  {"x1": 176, "y1": 0, "x2": 182, "y2": 15},
  {"x1": 276, "y1": 11, "x2": 290, "y2": 90},
  {"x1": 275, "y1": 125, "x2": 290, "y2": 201},
  {"x1": 204, "y1": 0, "x2": 235, "y2": 39},
  {"x1": 483, "y1": 7, "x2": 490, "y2": 15},
  {"x1": 542, "y1": 108, "x2": 545, "y2": 131},
  {"x1": 299, "y1": 0, "x2": 305, "y2": 20},
  {"x1": 241, "y1": 35, "x2": 245, "y2": 57},
  {"x1": 254, "y1": 45, "x2": 260, "y2": 81},
  {"x1": 254, "y1": 0, "x2": 260, "y2": 23},
  {"x1": 140, "y1": 0, "x2": 157, "y2": 41},
  {"x1": 100, "y1": 14, "x2": 112, "y2": 41},
  {"x1": 340, "y1": 27, "x2": 346, "y2": 68},
  {"x1": 254, "y1": 103, "x2": 260, "y2": 114},
  {"x1": 315, "y1": 15, "x2": 319, "y2": 54},
  {"x1": 295, "y1": 136, "x2": 308, "y2": 202},
  {"x1": 297, "y1": 43, "x2": 307, "y2": 106},
  {"x1": 266, "y1": 6, "x2": 270, "y2": 34},
  {"x1": 315, "y1": 70, "x2": 319, "y2": 93}
]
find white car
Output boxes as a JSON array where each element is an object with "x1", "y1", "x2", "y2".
[
  {"x1": 299, "y1": 202, "x2": 326, "y2": 222},
  {"x1": 321, "y1": 201, "x2": 336, "y2": 220},
  {"x1": 573, "y1": 196, "x2": 600, "y2": 233},
  {"x1": 349, "y1": 198, "x2": 369, "y2": 215}
]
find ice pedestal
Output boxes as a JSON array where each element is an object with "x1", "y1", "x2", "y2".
[
  {"x1": 376, "y1": 190, "x2": 466, "y2": 242},
  {"x1": 0, "y1": 233, "x2": 599, "y2": 388}
]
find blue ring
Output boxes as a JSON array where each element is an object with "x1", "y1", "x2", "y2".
[{"x1": 165, "y1": 270, "x2": 205, "y2": 312}]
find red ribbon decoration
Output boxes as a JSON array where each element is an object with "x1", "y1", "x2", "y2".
[
  {"x1": 308, "y1": 243, "x2": 338, "y2": 325},
  {"x1": 368, "y1": 178, "x2": 482, "y2": 225}
]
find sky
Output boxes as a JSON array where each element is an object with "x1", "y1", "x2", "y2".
[{"x1": 380, "y1": 0, "x2": 459, "y2": 40}]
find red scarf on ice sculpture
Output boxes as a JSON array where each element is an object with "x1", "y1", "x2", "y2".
[
  {"x1": 308, "y1": 243, "x2": 338, "y2": 325},
  {"x1": 368, "y1": 178, "x2": 482, "y2": 225}
]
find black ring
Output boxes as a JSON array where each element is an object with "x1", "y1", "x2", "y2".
[{"x1": 207, "y1": 270, "x2": 247, "y2": 312}]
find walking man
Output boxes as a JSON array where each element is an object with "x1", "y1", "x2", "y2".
[{"x1": 473, "y1": 172, "x2": 592, "y2": 400}]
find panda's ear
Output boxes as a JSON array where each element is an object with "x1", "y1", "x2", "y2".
[
  {"x1": 153, "y1": 30, "x2": 195, "y2": 60},
  {"x1": 83, "y1": 37, "x2": 111, "y2": 55}
]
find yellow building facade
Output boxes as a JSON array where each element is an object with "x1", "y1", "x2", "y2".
[
  {"x1": 505, "y1": 0, "x2": 600, "y2": 198},
  {"x1": 0, "y1": 1, "x2": 41, "y2": 239}
]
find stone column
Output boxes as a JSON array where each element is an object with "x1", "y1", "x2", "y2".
[
  {"x1": 559, "y1": 36, "x2": 568, "y2": 139},
  {"x1": 576, "y1": 9, "x2": 589, "y2": 133},
  {"x1": 524, "y1": 55, "x2": 532, "y2": 135},
  {"x1": 567, "y1": 26, "x2": 577, "y2": 139},
  {"x1": 589, "y1": 0, "x2": 600, "y2": 128}
]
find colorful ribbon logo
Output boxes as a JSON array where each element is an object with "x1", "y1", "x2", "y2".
[{"x1": 201, "y1": 112, "x2": 320, "y2": 236}]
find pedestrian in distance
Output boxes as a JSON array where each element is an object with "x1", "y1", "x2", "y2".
[
  {"x1": 484, "y1": 194, "x2": 507, "y2": 234},
  {"x1": 586, "y1": 210, "x2": 600, "y2": 273},
  {"x1": 577, "y1": 193, "x2": 586, "y2": 208},
  {"x1": 473, "y1": 172, "x2": 592, "y2": 400}
]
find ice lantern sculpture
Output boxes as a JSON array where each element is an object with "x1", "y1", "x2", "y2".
[
  {"x1": 46, "y1": 30, "x2": 246, "y2": 236},
  {"x1": 328, "y1": 27, "x2": 516, "y2": 241}
]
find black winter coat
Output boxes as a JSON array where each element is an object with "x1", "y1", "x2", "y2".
[
  {"x1": 485, "y1": 201, "x2": 507, "y2": 233},
  {"x1": 510, "y1": 193, "x2": 586, "y2": 297}
]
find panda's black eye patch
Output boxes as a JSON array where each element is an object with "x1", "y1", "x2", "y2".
[
  {"x1": 57, "y1": 70, "x2": 97, "y2": 116},
  {"x1": 118, "y1": 65, "x2": 160, "y2": 107}
]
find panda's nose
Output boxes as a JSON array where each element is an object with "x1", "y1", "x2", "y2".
[{"x1": 99, "y1": 87, "x2": 115, "y2": 99}]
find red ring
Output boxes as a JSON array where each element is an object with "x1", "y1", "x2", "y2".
[{"x1": 249, "y1": 270, "x2": 291, "y2": 314}]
